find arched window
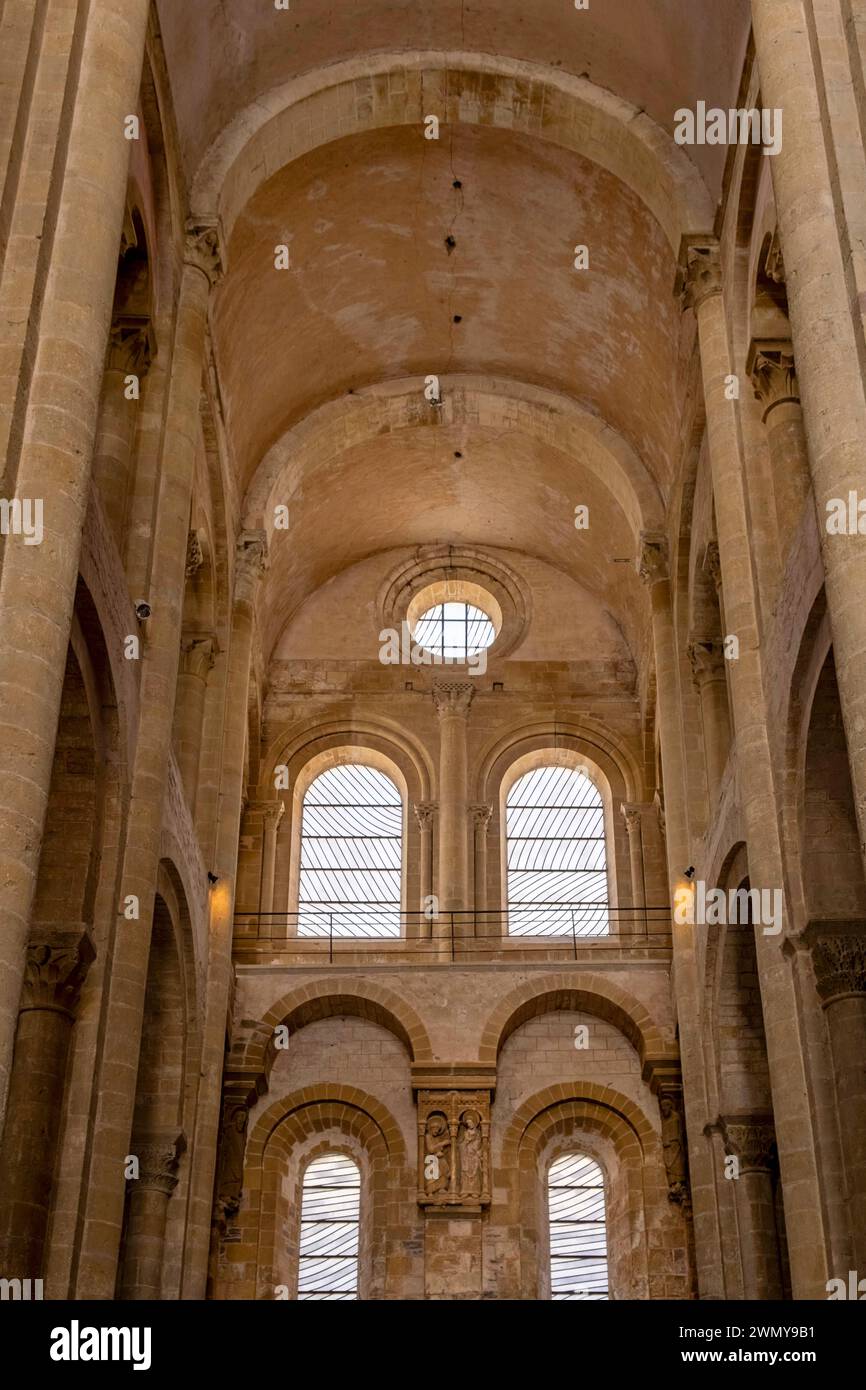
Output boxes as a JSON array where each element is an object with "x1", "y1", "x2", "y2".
[
  {"x1": 298, "y1": 1153, "x2": 361, "y2": 1300},
  {"x1": 297, "y1": 764, "x2": 402, "y2": 937},
  {"x1": 506, "y1": 764, "x2": 609, "y2": 935},
  {"x1": 548, "y1": 1153, "x2": 609, "y2": 1300}
]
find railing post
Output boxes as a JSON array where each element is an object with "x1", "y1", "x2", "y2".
[
  {"x1": 571, "y1": 910, "x2": 578, "y2": 961},
  {"x1": 329, "y1": 913, "x2": 333, "y2": 965}
]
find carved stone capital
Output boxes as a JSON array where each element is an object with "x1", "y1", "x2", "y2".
[
  {"x1": 433, "y1": 682, "x2": 475, "y2": 719},
  {"x1": 414, "y1": 801, "x2": 438, "y2": 832},
  {"x1": 637, "y1": 531, "x2": 669, "y2": 587},
  {"x1": 748, "y1": 341, "x2": 800, "y2": 420},
  {"x1": 179, "y1": 633, "x2": 216, "y2": 681},
  {"x1": 687, "y1": 637, "x2": 726, "y2": 688},
  {"x1": 22, "y1": 930, "x2": 95, "y2": 1015},
  {"x1": 719, "y1": 1116, "x2": 777, "y2": 1174},
  {"x1": 184, "y1": 219, "x2": 225, "y2": 287},
  {"x1": 677, "y1": 238, "x2": 723, "y2": 312},
  {"x1": 134, "y1": 1132, "x2": 186, "y2": 1195},
  {"x1": 810, "y1": 933, "x2": 866, "y2": 1004},
  {"x1": 107, "y1": 316, "x2": 154, "y2": 377},
  {"x1": 247, "y1": 799, "x2": 285, "y2": 829},
  {"x1": 234, "y1": 530, "x2": 268, "y2": 609},
  {"x1": 469, "y1": 803, "x2": 493, "y2": 834},
  {"x1": 620, "y1": 804, "x2": 642, "y2": 837}
]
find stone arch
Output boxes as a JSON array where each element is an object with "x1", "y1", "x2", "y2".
[
  {"x1": 493, "y1": 1084, "x2": 683, "y2": 1299},
  {"x1": 248, "y1": 978, "x2": 435, "y2": 1075},
  {"x1": 261, "y1": 718, "x2": 434, "y2": 802},
  {"x1": 191, "y1": 53, "x2": 713, "y2": 252},
  {"x1": 118, "y1": 859, "x2": 199, "y2": 1300},
  {"x1": 228, "y1": 1087, "x2": 411, "y2": 1300},
  {"x1": 246, "y1": 377, "x2": 664, "y2": 556},
  {"x1": 800, "y1": 647, "x2": 866, "y2": 926},
  {"x1": 0, "y1": 577, "x2": 124, "y2": 1283},
  {"x1": 479, "y1": 973, "x2": 673, "y2": 1068}
]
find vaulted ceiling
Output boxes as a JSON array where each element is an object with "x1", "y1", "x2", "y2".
[{"x1": 156, "y1": 0, "x2": 751, "y2": 658}]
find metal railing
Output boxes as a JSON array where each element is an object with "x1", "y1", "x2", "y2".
[{"x1": 232, "y1": 904, "x2": 673, "y2": 965}]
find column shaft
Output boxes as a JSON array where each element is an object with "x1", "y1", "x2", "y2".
[
  {"x1": 0, "y1": 0, "x2": 150, "y2": 1132},
  {"x1": 753, "y1": 0, "x2": 866, "y2": 867},
  {"x1": 638, "y1": 537, "x2": 725, "y2": 1299},
  {"x1": 181, "y1": 535, "x2": 266, "y2": 1297},
  {"x1": 682, "y1": 244, "x2": 830, "y2": 1295},
  {"x1": 73, "y1": 229, "x2": 223, "y2": 1298},
  {"x1": 811, "y1": 935, "x2": 866, "y2": 1267},
  {"x1": 0, "y1": 931, "x2": 92, "y2": 1277},
  {"x1": 434, "y1": 684, "x2": 474, "y2": 917},
  {"x1": 620, "y1": 807, "x2": 646, "y2": 922},
  {"x1": 173, "y1": 636, "x2": 215, "y2": 816},
  {"x1": 118, "y1": 1135, "x2": 183, "y2": 1301},
  {"x1": 259, "y1": 803, "x2": 284, "y2": 916}
]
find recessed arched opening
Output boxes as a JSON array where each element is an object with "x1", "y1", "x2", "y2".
[{"x1": 802, "y1": 649, "x2": 866, "y2": 923}]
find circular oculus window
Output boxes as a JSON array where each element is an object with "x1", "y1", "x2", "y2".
[{"x1": 411, "y1": 600, "x2": 497, "y2": 661}]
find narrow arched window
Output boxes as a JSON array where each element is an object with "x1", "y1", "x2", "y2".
[
  {"x1": 548, "y1": 1153, "x2": 609, "y2": 1300},
  {"x1": 506, "y1": 764, "x2": 609, "y2": 935},
  {"x1": 298, "y1": 764, "x2": 402, "y2": 936},
  {"x1": 298, "y1": 1153, "x2": 361, "y2": 1300}
]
